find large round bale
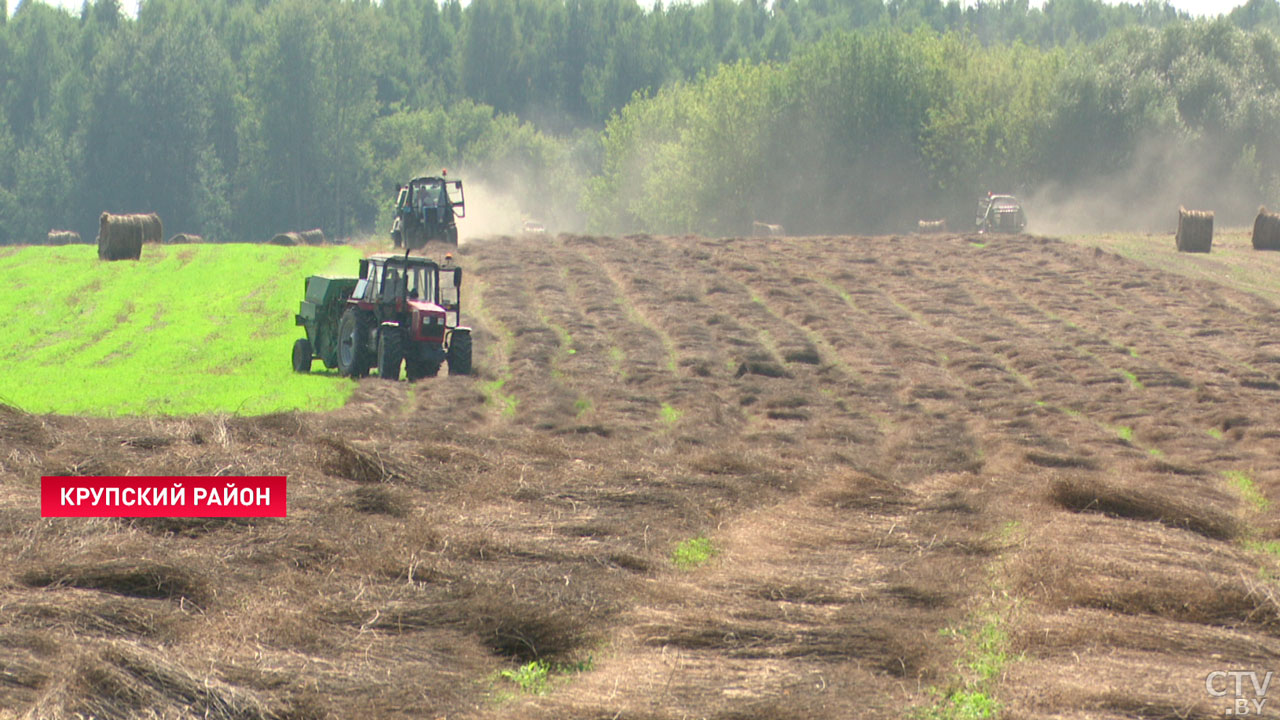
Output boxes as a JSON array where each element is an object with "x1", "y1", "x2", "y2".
[
  {"x1": 97, "y1": 212, "x2": 144, "y2": 261},
  {"x1": 46, "y1": 230, "x2": 80, "y2": 246},
  {"x1": 1175, "y1": 206, "x2": 1213, "y2": 253},
  {"x1": 269, "y1": 232, "x2": 300, "y2": 246},
  {"x1": 298, "y1": 229, "x2": 325, "y2": 245},
  {"x1": 1253, "y1": 207, "x2": 1280, "y2": 250},
  {"x1": 167, "y1": 233, "x2": 203, "y2": 244},
  {"x1": 135, "y1": 213, "x2": 163, "y2": 244}
]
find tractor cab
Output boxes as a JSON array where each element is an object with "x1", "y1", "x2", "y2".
[{"x1": 353, "y1": 254, "x2": 461, "y2": 325}]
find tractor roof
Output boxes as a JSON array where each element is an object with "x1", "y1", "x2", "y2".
[{"x1": 367, "y1": 253, "x2": 442, "y2": 267}]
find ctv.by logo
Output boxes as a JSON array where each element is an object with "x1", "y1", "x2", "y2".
[{"x1": 1207, "y1": 671, "x2": 1272, "y2": 715}]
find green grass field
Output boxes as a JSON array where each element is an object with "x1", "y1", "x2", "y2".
[{"x1": 0, "y1": 243, "x2": 363, "y2": 416}]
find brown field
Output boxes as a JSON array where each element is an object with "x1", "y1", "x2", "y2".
[{"x1": 5, "y1": 232, "x2": 1280, "y2": 719}]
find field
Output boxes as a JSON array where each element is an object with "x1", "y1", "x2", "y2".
[
  {"x1": 0, "y1": 244, "x2": 361, "y2": 415},
  {"x1": 1065, "y1": 227, "x2": 1280, "y2": 304},
  {"x1": 4, "y1": 231, "x2": 1280, "y2": 719}
]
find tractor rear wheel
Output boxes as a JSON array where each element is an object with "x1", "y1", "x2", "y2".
[
  {"x1": 391, "y1": 229, "x2": 402, "y2": 248},
  {"x1": 447, "y1": 330, "x2": 472, "y2": 375},
  {"x1": 292, "y1": 338, "x2": 313, "y2": 373},
  {"x1": 377, "y1": 329, "x2": 402, "y2": 381},
  {"x1": 337, "y1": 309, "x2": 371, "y2": 378}
]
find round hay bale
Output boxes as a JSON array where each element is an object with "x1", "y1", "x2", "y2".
[
  {"x1": 1175, "y1": 206, "x2": 1213, "y2": 253},
  {"x1": 917, "y1": 219, "x2": 946, "y2": 233},
  {"x1": 1253, "y1": 207, "x2": 1280, "y2": 251},
  {"x1": 167, "y1": 233, "x2": 203, "y2": 244},
  {"x1": 46, "y1": 230, "x2": 80, "y2": 246},
  {"x1": 133, "y1": 213, "x2": 163, "y2": 244},
  {"x1": 298, "y1": 229, "x2": 325, "y2": 245},
  {"x1": 98, "y1": 212, "x2": 144, "y2": 261},
  {"x1": 269, "y1": 232, "x2": 300, "y2": 246}
]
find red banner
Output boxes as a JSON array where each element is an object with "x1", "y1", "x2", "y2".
[{"x1": 41, "y1": 476, "x2": 287, "y2": 517}]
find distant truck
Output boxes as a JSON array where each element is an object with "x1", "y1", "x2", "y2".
[
  {"x1": 976, "y1": 193, "x2": 1026, "y2": 233},
  {"x1": 292, "y1": 253, "x2": 471, "y2": 380},
  {"x1": 391, "y1": 174, "x2": 465, "y2": 248}
]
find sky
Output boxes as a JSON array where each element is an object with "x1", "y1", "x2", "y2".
[{"x1": 8, "y1": 0, "x2": 1257, "y2": 21}]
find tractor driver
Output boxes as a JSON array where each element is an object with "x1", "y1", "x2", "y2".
[{"x1": 406, "y1": 269, "x2": 420, "y2": 300}]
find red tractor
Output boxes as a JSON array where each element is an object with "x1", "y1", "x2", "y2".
[{"x1": 294, "y1": 253, "x2": 471, "y2": 380}]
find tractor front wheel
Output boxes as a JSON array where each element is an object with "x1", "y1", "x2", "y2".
[
  {"x1": 337, "y1": 309, "x2": 371, "y2": 378},
  {"x1": 446, "y1": 226, "x2": 458, "y2": 245},
  {"x1": 447, "y1": 330, "x2": 472, "y2": 375},
  {"x1": 377, "y1": 328, "x2": 403, "y2": 381},
  {"x1": 292, "y1": 338, "x2": 313, "y2": 373}
]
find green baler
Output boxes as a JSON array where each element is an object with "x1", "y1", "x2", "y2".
[{"x1": 292, "y1": 275, "x2": 359, "y2": 372}]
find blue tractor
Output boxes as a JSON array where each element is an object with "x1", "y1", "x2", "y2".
[{"x1": 391, "y1": 174, "x2": 465, "y2": 248}]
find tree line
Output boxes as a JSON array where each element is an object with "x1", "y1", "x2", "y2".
[
  {"x1": 2, "y1": 0, "x2": 1280, "y2": 243},
  {"x1": 588, "y1": 19, "x2": 1280, "y2": 234}
]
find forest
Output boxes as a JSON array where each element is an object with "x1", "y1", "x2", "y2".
[{"x1": 3, "y1": 0, "x2": 1280, "y2": 241}]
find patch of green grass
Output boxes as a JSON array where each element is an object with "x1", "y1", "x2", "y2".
[
  {"x1": 964, "y1": 620, "x2": 1011, "y2": 680},
  {"x1": 1147, "y1": 447, "x2": 1164, "y2": 457},
  {"x1": 1225, "y1": 470, "x2": 1270, "y2": 511},
  {"x1": 496, "y1": 656, "x2": 595, "y2": 698},
  {"x1": 1128, "y1": 347, "x2": 1140, "y2": 358},
  {"x1": 968, "y1": 241, "x2": 987, "y2": 249},
  {"x1": 672, "y1": 535, "x2": 717, "y2": 569},
  {"x1": 921, "y1": 616, "x2": 1011, "y2": 720},
  {"x1": 921, "y1": 681, "x2": 998, "y2": 717},
  {"x1": 608, "y1": 346, "x2": 627, "y2": 380},
  {"x1": 998, "y1": 520, "x2": 1021, "y2": 541},
  {"x1": 659, "y1": 402, "x2": 683, "y2": 425},
  {"x1": 1114, "y1": 425, "x2": 1133, "y2": 442},
  {"x1": 480, "y1": 377, "x2": 519, "y2": 418},
  {"x1": 499, "y1": 660, "x2": 551, "y2": 695},
  {"x1": 1118, "y1": 369, "x2": 1144, "y2": 390},
  {"x1": 574, "y1": 396, "x2": 593, "y2": 417},
  {"x1": 546, "y1": 320, "x2": 575, "y2": 355},
  {"x1": 0, "y1": 244, "x2": 361, "y2": 415},
  {"x1": 1245, "y1": 539, "x2": 1280, "y2": 557},
  {"x1": 1207, "y1": 428, "x2": 1224, "y2": 439}
]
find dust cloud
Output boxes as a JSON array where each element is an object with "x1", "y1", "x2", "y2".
[
  {"x1": 454, "y1": 181, "x2": 526, "y2": 242},
  {"x1": 435, "y1": 156, "x2": 589, "y2": 244},
  {"x1": 1026, "y1": 137, "x2": 1264, "y2": 236}
]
